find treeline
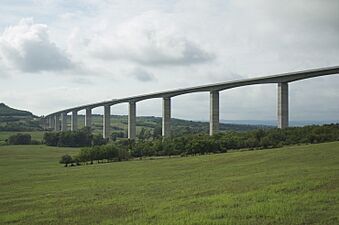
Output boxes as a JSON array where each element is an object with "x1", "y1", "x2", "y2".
[
  {"x1": 0, "y1": 120, "x2": 43, "y2": 131},
  {"x1": 60, "y1": 144, "x2": 130, "y2": 167},
  {"x1": 59, "y1": 124, "x2": 339, "y2": 166},
  {"x1": 44, "y1": 127, "x2": 107, "y2": 147},
  {"x1": 131, "y1": 124, "x2": 339, "y2": 157}
]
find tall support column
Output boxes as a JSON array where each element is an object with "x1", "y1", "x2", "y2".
[
  {"x1": 50, "y1": 116, "x2": 55, "y2": 130},
  {"x1": 277, "y1": 82, "x2": 289, "y2": 128},
  {"x1": 71, "y1": 110, "x2": 78, "y2": 131},
  {"x1": 61, "y1": 112, "x2": 67, "y2": 131},
  {"x1": 48, "y1": 117, "x2": 52, "y2": 129},
  {"x1": 162, "y1": 97, "x2": 171, "y2": 138},
  {"x1": 42, "y1": 117, "x2": 47, "y2": 130},
  {"x1": 128, "y1": 101, "x2": 136, "y2": 140},
  {"x1": 210, "y1": 91, "x2": 220, "y2": 135},
  {"x1": 85, "y1": 108, "x2": 92, "y2": 127},
  {"x1": 103, "y1": 105, "x2": 111, "y2": 139},
  {"x1": 54, "y1": 114, "x2": 60, "y2": 131}
]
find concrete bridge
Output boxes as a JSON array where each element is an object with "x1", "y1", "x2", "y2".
[{"x1": 45, "y1": 66, "x2": 339, "y2": 139}]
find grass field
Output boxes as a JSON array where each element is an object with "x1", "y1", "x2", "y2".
[{"x1": 0, "y1": 142, "x2": 339, "y2": 225}]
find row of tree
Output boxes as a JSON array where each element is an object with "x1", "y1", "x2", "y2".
[
  {"x1": 59, "y1": 124, "x2": 339, "y2": 166},
  {"x1": 129, "y1": 124, "x2": 339, "y2": 157},
  {"x1": 44, "y1": 127, "x2": 107, "y2": 147},
  {"x1": 60, "y1": 144, "x2": 130, "y2": 166}
]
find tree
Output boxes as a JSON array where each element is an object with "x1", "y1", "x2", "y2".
[
  {"x1": 153, "y1": 126, "x2": 162, "y2": 139},
  {"x1": 43, "y1": 132, "x2": 59, "y2": 146},
  {"x1": 44, "y1": 127, "x2": 94, "y2": 147},
  {"x1": 92, "y1": 134, "x2": 107, "y2": 146},
  {"x1": 138, "y1": 128, "x2": 147, "y2": 140},
  {"x1": 8, "y1": 133, "x2": 31, "y2": 145},
  {"x1": 59, "y1": 154, "x2": 73, "y2": 167}
]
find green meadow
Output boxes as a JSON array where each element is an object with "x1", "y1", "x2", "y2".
[{"x1": 0, "y1": 142, "x2": 339, "y2": 225}]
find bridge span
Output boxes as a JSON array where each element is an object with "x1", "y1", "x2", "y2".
[{"x1": 44, "y1": 66, "x2": 339, "y2": 139}]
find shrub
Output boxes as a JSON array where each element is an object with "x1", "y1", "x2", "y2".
[
  {"x1": 59, "y1": 154, "x2": 74, "y2": 167},
  {"x1": 92, "y1": 134, "x2": 108, "y2": 146},
  {"x1": 43, "y1": 132, "x2": 59, "y2": 146},
  {"x1": 7, "y1": 133, "x2": 31, "y2": 145},
  {"x1": 44, "y1": 127, "x2": 94, "y2": 147},
  {"x1": 75, "y1": 144, "x2": 130, "y2": 165}
]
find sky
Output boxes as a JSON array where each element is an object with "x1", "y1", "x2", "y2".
[{"x1": 0, "y1": 0, "x2": 338, "y2": 122}]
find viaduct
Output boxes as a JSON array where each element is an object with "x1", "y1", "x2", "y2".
[{"x1": 45, "y1": 66, "x2": 339, "y2": 139}]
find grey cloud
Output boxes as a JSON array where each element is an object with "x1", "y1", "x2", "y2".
[
  {"x1": 128, "y1": 40, "x2": 214, "y2": 66},
  {"x1": 92, "y1": 35, "x2": 214, "y2": 67},
  {"x1": 71, "y1": 77, "x2": 93, "y2": 85},
  {"x1": 130, "y1": 67, "x2": 156, "y2": 82},
  {"x1": 0, "y1": 18, "x2": 72, "y2": 73}
]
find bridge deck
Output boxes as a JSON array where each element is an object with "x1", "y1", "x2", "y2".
[{"x1": 46, "y1": 66, "x2": 339, "y2": 116}]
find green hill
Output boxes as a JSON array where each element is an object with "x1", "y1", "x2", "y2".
[
  {"x1": 72, "y1": 114, "x2": 269, "y2": 137},
  {"x1": 0, "y1": 103, "x2": 42, "y2": 131},
  {"x1": 0, "y1": 103, "x2": 33, "y2": 116},
  {"x1": 0, "y1": 142, "x2": 338, "y2": 224},
  {"x1": 0, "y1": 103, "x2": 268, "y2": 134}
]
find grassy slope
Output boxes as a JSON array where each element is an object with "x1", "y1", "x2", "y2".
[{"x1": 0, "y1": 143, "x2": 339, "y2": 225}]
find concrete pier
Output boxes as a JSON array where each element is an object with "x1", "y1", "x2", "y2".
[
  {"x1": 162, "y1": 97, "x2": 171, "y2": 138},
  {"x1": 54, "y1": 114, "x2": 60, "y2": 131},
  {"x1": 278, "y1": 82, "x2": 289, "y2": 128},
  {"x1": 50, "y1": 116, "x2": 55, "y2": 130},
  {"x1": 210, "y1": 91, "x2": 219, "y2": 135},
  {"x1": 48, "y1": 117, "x2": 53, "y2": 129},
  {"x1": 128, "y1": 101, "x2": 136, "y2": 140},
  {"x1": 71, "y1": 110, "x2": 78, "y2": 131},
  {"x1": 103, "y1": 105, "x2": 111, "y2": 139},
  {"x1": 43, "y1": 117, "x2": 48, "y2": 130},
  {"x1": 61, "y1": 112, "x2": 67, "y2": 131},
  {"x1": 85, "y1": 108, "x2": 92, "y2": 127}
]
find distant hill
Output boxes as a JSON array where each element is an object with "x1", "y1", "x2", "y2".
[
  {"x1": 0, "y1": 103, "x2": 42, "y2": 131},
  {"x1": 72, "y1": 114, "x2": 269, "y2": 137},
  {"x1": 0, "y1": 103, "x2": 268, "y2": 133},
  {"x1": 0, "y1": 103, "x2": 33, "y2": 117},
  {"x1": 221, "y1": 119, "x2": 339, "y2": 127}
]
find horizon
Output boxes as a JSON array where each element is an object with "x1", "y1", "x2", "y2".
[{"x1": 1, "y1": 101, "x2": 338, "y2": 128}]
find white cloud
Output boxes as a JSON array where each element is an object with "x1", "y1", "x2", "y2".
[
  {"x1": 0, "y1": 18, "x2": 72, "y2": 73},
  {"x1": 87, "y1": 11, "x2": 214, "y2": 66}
]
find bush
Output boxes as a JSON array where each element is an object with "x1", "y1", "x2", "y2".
[
  {"x1": 7, "y1": 133, "x2": 31, "y2": 145},
  {"x1": 59, "y1": 154, "x2": 74, "y2": 167},
  {"x1": 43, "y1": 132, "x2": 59, "y2": 146},
  {"x1": 75, "y1": 144, "x2": 130, "y2": 165},
  {"x1": 92, "y1": 134, "x2": 108, "y2": 146},
  {"x1": 44, "y1": 127, "x2": 95, "y2": 147}
]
